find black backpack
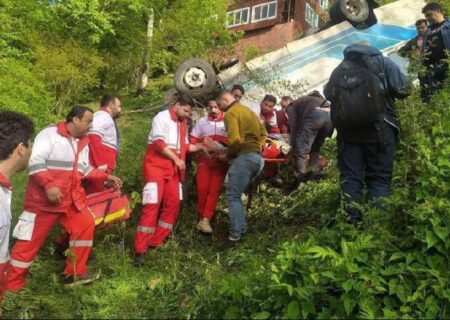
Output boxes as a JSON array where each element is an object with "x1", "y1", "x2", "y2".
[{"x1": 327, "y1": 54, "x2": 390, "y2": 131}]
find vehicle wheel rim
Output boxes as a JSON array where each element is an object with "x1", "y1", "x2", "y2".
[
  {"x1": 184, "y1": 67, "x2": 207, "y2": 89},
  {"x1": 345, "y1": 0, "x2": 362, "y2": 16}
]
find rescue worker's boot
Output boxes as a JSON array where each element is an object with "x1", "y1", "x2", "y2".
[
  {"x1": 134, "y1": 253, "x2": 146, "y2": 267},
  {"x1": 197, "y1": 218, "x2": 213, "y2": 234}
]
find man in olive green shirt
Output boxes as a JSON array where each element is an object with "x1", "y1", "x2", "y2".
[{"x1": 217, "y1": 90, "x2": 266, "y2": 242}]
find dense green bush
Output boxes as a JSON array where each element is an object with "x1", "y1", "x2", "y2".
[{"x1": 217, "y1": 83, "x2": 450, "y2": 318}]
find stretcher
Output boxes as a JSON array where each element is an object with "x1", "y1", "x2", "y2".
[
  {"x1": 86, "y1": 189, "x2": 132, "y2": 228},
  {"x1": 246, "y1": 138, "x2": 328, "y2": 209}
]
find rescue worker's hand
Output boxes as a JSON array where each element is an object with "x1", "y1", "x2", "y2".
[
  {"x1": 217, "y1": 153, "x2": 229, "y2": 163},
  {"x1": 46, "y1": 187, "x2": 63, "y2": 204},
  {"x1": 174, "y1": 158, "x2": 186, "y2": 171},
  {"x1": 198, "y1": 145, "x2": 211, "y2": 158},
  {"x1": 107, "y1": 175, "x2": 123, "y2": 190}
]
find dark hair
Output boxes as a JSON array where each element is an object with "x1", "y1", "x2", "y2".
[
  {"x1": 307, "y1": 90, "x2": 325, "y2": 100},
  {"x1": 100, "y1": 94, "x2": 118, "y2": 108},
  {"x1": 231, "y1": 84, "x2": 245, "y2": 95},
  {"x1": 281, "y1": 96, "x2": 293, "y2": 101},
  {"x1": 415, "y1": 19, "x2": 428, "y2": 26},
  {"x1": 66, "y1": 105, "x2": 94, "y2": 123},
  {"x1": 422, "y1": 2, "x2": 443, "y2": 14},
  {"x1": 262, "y1": 94, "x2": 277, "y2": 105},
  {"x1": 176, "y1": 94, "x2": 195, "y2": 107},
  {"x1": 0, "y1": 111, "x2": 35, "y2": 161}
]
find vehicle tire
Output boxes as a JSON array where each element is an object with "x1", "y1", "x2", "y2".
[
  {"x1": 329, "y1": 0, "x2": 377, "y2": 30},
  {"x1": 339, "y1": 0, "x2": 370, "y2": 23},
  {"x1": 174, "y1": 58, "x2": 218, "y2": 98}
]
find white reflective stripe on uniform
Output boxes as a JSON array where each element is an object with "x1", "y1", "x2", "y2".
[
  {"x1": 101, "y1": 140, "x2": 117, "y2": 150},
  {"x1": 157, "y1": 220, "x2": 173, "y2": 230},
  {"x1": 46, "y1": 160, "x2": 74, "y2": 171},
  {"x1": 137, "y1": 226, "x2": 155, "y2": 233},
  {"x1": 89, "y1": 130, "x2": 104, "y2": 137},
  {"x1": 148, "y1": 135, "x2": 167, "y2": 144},
  {"x1": 10, "y1": 259, "x2": 33, "y2": 269},
  {"x1": 83, "y1": 164, "x2": 94, "y2": 176},
  {"x1": 69, "y1": 240, "x2": 93, "y2": 247},
  {"x1": 29, "y1": 163, "x2": 47, "y2": 174}
]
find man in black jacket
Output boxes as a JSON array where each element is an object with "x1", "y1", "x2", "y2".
[
  {"x1": 398, "y1": 19, "x2": 428, "y2": 57},
  {"x1": 287, "y1": 94, "x2": 333, "y2": 182},
  {"x1": 325, "y1": 43, "x2": 410, "y2": 224},
  {"x1": 420, "y1": 2, "x2": 450, "y2": 102}
]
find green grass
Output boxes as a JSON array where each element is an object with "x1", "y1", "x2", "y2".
[{"x1": 3, "y1": 97, "x2": 319, "y2": 318}]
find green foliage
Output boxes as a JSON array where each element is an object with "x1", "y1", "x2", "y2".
[
  {"x1": 0, "y1": 0, "x2": 237, "y2": 123},
  {"x1": 219, "y1": 83, "x2": 450, "y2": 319},
  {"x1": 0, "y1": 58, "x2": 56, "y2": 128}
]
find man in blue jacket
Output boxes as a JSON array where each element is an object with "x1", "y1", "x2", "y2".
[
  {"x1": 420, "y1": 2, "x2": 450, "y2": 102},
  {"x1": 324, "y1": 43, "x2": 410, "y2": 224}
]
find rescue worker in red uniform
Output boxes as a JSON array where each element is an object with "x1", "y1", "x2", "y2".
[
  {"x1": 190, "y1": 99, "x2": 228, "y2": 234},
  {"x1": 0, "y1": 112, "x2": 34, "y2": 300},
  {"x1": 55, "y1": 95, "x2": 123, "y2": 256},
  {"x1": 134, "y1": 95, "x2": 207, "y2": 266},
  {"x1": 6, "y1": 106, "x2": 122, "y2": 290},
  {"x1": 250, "y1": 95, "x2": 280, "y2": 134},
  {"x1": 85, "y1": 94, "x2": 122, "y2": 194}
]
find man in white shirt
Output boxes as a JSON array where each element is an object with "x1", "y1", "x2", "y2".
[{"x1": 0, "y1": 111, "x2": 34, "y2": 299}]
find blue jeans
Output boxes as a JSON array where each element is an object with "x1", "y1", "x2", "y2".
[
  {"x1": 337, "y1": 125, "x2": 396, "y2": 222},
  {"x1": 226, "y1": 152, "x2": 264, "y2": 237}
]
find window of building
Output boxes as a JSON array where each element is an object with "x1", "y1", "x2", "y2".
[
  {"x1": 305, "y1": 3, "x2": 319, "y2": 28},
  {"x1": 227, "y1": 7, "x2": 250, "y2": 27},
  {"x1": 252, "y1": 1, "x2": 277, "y2": 22},
  {"x1": 319, "y1": 0, "x2": 329, "y2": 10}
]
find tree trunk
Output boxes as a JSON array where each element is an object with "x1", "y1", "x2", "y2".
[{"x1": 137, "y1": 8, "x2": 154, "y2": 94}]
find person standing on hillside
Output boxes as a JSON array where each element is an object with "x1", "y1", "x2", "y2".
[
  {"x1": 190, "y1": 99, "x2": 228, "y2": 234},
  {"x1": 325, "y1": 43, "x2": 410, "y2": 224},
  {"x1": 217, "y1": 90, "x2": 267, "y2": 242},
  {"x1": 420, "y1": 2, "x2": 450, "y2": 102},
  {"x1": 54, "y1": 94, "x2": 123, "y2": 258},
  {"x1": 6, "y1": 106, "x2": 122, "y2": 290},
  {"x1": 398, "y1": 19, "x2": 428, "y2": 57},
  {"x1": 134, "y1": 95, "x2": 208, "y2": 265},
  {"x1": 0, "y1": 112, "x2": 34, "y2": 299},
  {"x1": 85, "y1": 94, "x2": 122, "y2": 194}
]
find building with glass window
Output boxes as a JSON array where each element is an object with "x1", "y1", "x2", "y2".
[{"x1": 227, "y1": 0, "x2": 329, "y2": 52}]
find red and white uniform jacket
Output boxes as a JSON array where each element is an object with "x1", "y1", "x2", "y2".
[
  {"x1": 143, "y1": 108, "x2": 190, "y2": 182},
  {"x1": 249, "y1": 103, "x2": 280, "y2": 134},
  {"x1": 88, "y1": 109, "x2": 119, "y2": 174},
  {"x1": 26, "y1": 122, "x2": 108, "y2": 212},
  {"x1": 0, "y1": 173, "x2": 12, "y2": 265},
  {"x1": 190, "y1": 112, "x2": 228, "y2": 165}
]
